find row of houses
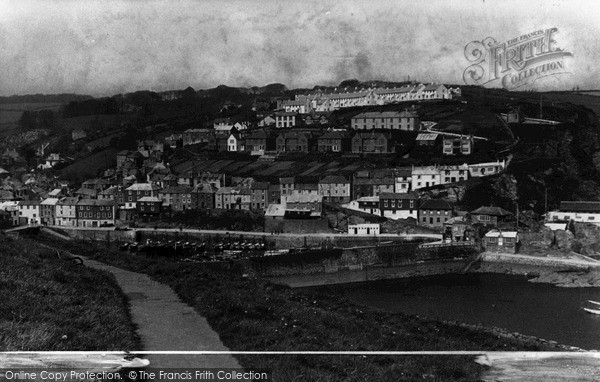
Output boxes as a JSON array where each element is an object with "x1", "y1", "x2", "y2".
[{"x1": 283, "y1": 83, "x2": 460, "y2": 113}]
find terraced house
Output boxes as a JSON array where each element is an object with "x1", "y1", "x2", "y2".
[
  {"x1": 159, "y1": 186, "x2": 193, "y2": 211},
  {"x1": 318, "y1": 175, "x2": 351, "y2": 203},
  {"x1": 215, "y1": 187, "x2": 251, "y2": 210},
  {"x1": 276, "y1": 131, "x2": 315, "y2": 153},
  {"x1": 75, "y1": 199, "x2": 116, "y2": 227},
  {"x1": 351, "y1": 110, "x2": 421, "y2": 131}
]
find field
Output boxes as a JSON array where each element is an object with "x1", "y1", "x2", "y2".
[
  {"x1": 35, "y1": 237, "x2": 560, "y2": 381},
  {"x1": 59, "y1": 148, "x2": 119, "y2": 183},
  {"x1": 0, "y1": 236, "x2": 139, "y2": 350}
]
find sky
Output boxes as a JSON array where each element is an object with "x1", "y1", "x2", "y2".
[{"x1": 0, "y1": 0, "x2": 599, "y2": 96}]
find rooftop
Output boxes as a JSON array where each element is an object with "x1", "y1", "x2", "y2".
[{"x1": 559, "y1": 201, "x2": 600, "y2": 213}]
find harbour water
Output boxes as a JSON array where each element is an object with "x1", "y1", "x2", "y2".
[{"x1": 329, "y1": 273, "x2": 600, "y2": 350}]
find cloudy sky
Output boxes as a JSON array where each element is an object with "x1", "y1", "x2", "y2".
[{"x1": 0, "y1": 0, "x2": 598, "y2": 96}]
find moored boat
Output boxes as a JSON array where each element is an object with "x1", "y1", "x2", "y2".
[{"x1": 583, "y1": 307, "x2": 600, "y2": 315}]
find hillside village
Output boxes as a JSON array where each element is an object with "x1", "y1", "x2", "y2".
[{"x1": 0, "y1": 82, "x2": 599, "y2": 254}]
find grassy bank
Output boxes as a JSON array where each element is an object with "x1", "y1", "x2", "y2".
[
  {"x1": 35, "y1": 236, "x2": 556, "y2": 381},
  {"x1": 0, "y1": 236, "x2": 140, "y2": 350}
]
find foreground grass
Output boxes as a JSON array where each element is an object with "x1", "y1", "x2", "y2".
[
  {"x1": 37, "y1": 236, "x2": 551, "y2": 381},
  {"x1": 0, "y1": 236, "x2": 140, "y2": 350}
]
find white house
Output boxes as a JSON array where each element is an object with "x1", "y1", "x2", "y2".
[
  {"x1": 348, "y1": 223, "x2": 380, "y2": 235},
  {"x1": 439, "y1": 164, "x2": 470, "y2": 184},
  {"x1": 411, "y1": 166, "x2": 442, "y2": 190},
  {"x1": 18, "y1": 200, "x2": 40, "y2": 225}
]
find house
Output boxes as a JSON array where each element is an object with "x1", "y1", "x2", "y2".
[
  {"x1": 280, "y1": 99, "x2": 310, "y2": 114},
  {"x1": 268, "y1": 183, "x2": 281, "y2": 205},
  {"x1": 17, "y1": 200, "x2": 41, "y2": 225},
  {"x1": 470, "y1": 206, "x2": 514, "y2": 227},
  {"x1": 351, "y1": 111, "x2": 420, "y2": 131},
  {"x1": 348, "y1": 223, "x2": 380, "y2": 235},
  {"x1": 418, "y1": 199, "x2": 453, "y2": 228},
  {"x1": 245, "y1": 130, "x2": 277, "y2": 154},
  {"x1": 122, "y1": 183, "x2": 160, "y2": 209},
  {"x1": 468, "y1": 160, "x2": 507, "y2": 177},
  {"x1": 379, "y1": 192, "x2": 419, "y2": 220},
  {"x1": 191, "y1": 182, "x2": 216, "y2": 210},
  {"x1": 55, "y1": 197, "x2": 79, "y2": 226},
  {"x1": 411, "y1": 166, "x2": 442, "y2": 190},
  {"x1": 75, "y1": 199, "x2": 117, "y2": 227},
  {"x1": 250, "y1": 181, "x2": 270, "y2": 210},
  {"x1": 293, "y1": 181, "x2": 319, "y2": 197},
  {"x1": 275, "y1": 112, "x2": 298, "y2": 128},
  {"x1": 421, "y1": 83, "x2": 451, "y2": 99},
  {"x1": 227, "y1": 132, "x2": 244, "y2": 152},
  {"x1": 276, "y1": 131, "x2": 315, "y2": 153},
  {"x1": 317, "y1": 131, "x2": 351, "y2": 153},
  {"x1": 159, "y1": 186, "x2": 193, "y2": 211},
  {"x1": 182, "y1": 128, "x2": 213, "y2": 146},
  {"x1": 351, "y1": 131, "x2": 393, "y2": 153},
  {"x1": 279, "y1": 177, "x2": 295, "y2": 198},
  {"x1": 40, "y1": 198, "x2": 60, "y2": 225},
  {"x1": 547, "y1": 201, "x2": 600, "y2": 226},
  {"x1": 215, "y1": 187, "x2": 251, "y2": 210},
  {"x1": 343, "y1": 196, "x2": 381, "y2": 216},
  {"x1": 283, "y1": 193, "x2": 323, "y2": 218},
  {"x1": 352, "y1": 170, "x2": 395, "y2": 199},
  {"x1": 394, "y1": 168, "x2": 412, "y2": 193},
  {"x1": 439, "y1": 164, "x2": 470, "y2": 184},
  {"x1": 98, "y1": 186, "x2": 118, "y2": 201},
  {"x1": 74, "y1": 187, "x2": 98, "y2": 199},
  {"x1": 443, "y1": 135, "x2": 474, "y2": 155},
  {"x1": 117, "y1": 150, "x2": 144, "y2": 169},
  {"x1": 81, "y1": 178, "x2": 110, "y2": 192},
  {"x1": 318, "y1": 175, "x2": 351, "y2": 203},
  {"x1": 484, "y1": 230, "x2": 519, "y2": 253},
  {"x1": 0, "y1": 201, "x2": 19, "y2": 227},
  {"x1": 137, "y1": 196, "x2": 162, "y2": 218}
]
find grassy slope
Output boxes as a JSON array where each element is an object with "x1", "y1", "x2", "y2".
[
  {"x1": 36, "y1": 237, "x2": 554, "y2": 381},
  {"x1": 0, "y1": 236, "x2": 140, "y2": 351}
]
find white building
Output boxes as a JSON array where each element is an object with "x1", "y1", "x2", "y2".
[
  {"x1": 18, "y1": 200, "x2": 40, "y2": 225},
  {"x1": 468, "y1": 160, "x2": 506, "y2": 177},
  {"x1": 547, "y1": 201, "x2": 600, "y2": 227},
  {"x1": 348, "y1": 223, "x2": 380, "y2": 235},
  {"x1": 411, "y1": 166, "x2": 442, "y2": 190},
  {"x1": 439, "y1": 164, "x2": 470, "y2": 184}
]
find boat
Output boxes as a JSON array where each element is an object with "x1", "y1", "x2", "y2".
[
  {"x1": 583, "y1": 307, "x2": 600, "y2": 315},
  {"x1": 588, "y1": 300, "x2": 600, "y2": 306}
]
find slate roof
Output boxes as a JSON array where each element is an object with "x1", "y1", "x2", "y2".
[
  {"x1": 559, "y1": 201, "x2": 600, "y2": 213},
  {"x1": 471, "y1": 206, "x2": 513, "y2": 216},
  {"x1": 320, "y1": 175, "x2": 349, "y2": 184},
  {"x1": 419, "y1": 199, "x2": 452, "y2": 210}
]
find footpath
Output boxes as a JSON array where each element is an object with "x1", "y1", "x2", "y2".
[{"x1": 82, "y1": 257, "x2": 242, "y2": 369}]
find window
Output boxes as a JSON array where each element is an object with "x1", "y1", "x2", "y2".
[{"x1": 437, "y1": 218, "x2": 440, "y2": 223}]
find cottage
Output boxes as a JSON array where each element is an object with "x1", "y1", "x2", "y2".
[
  {"x1": 18, "y1": 200, "x2": 40, "y2": 225},
  {"x1": 411, "y1": 166, "x2": 442, "y2": 190},
  {"x1": 470, "y1": 206, "x2": 513, "y2": 227},
  {"x1": 40, "y1": 198, "x2": 59, "y2": 225},
  {"x1": 215, "y1": 187, "x2": 251, "y2": 210},
  {"x1": 191, "y1": 182, "x2": 216, "y2": 210},
  {"x1": 439, "y1": 164, "x2": 469, "y2": 184},
  {"x1": 468, "y1": 160, "x2": 506, "y2": 177},
  {"x1": 55, "y1": 197, "x2": 78, "y2": 226},
  {"x1": 250, "y1": 181, "x2": 270, "y2": 210},
  {"x1": 394, "y1": 168, "x2": 412, "y2": 193},
  {"x1": 484, "y1": 230, "x2": 519, "y2": 253}
]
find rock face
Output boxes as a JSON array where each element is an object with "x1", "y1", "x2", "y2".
[
  {"x1": 520, "y1": 227, "x2": 554, "y2": 249},
  {"x1": 555, "y1": 229, "x2": 574, "y2": 250},
  {"x1": 571, "y1": 222, "x2": 600, "y2": 255}
]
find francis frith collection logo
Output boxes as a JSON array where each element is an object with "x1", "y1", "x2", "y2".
[{"x1": 463, "y1": 28, "x2": 573, "y2": 89}]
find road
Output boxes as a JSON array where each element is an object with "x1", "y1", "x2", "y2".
[{"x1": 31, "y1": 225, "x2": 443, "y2": 241}]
